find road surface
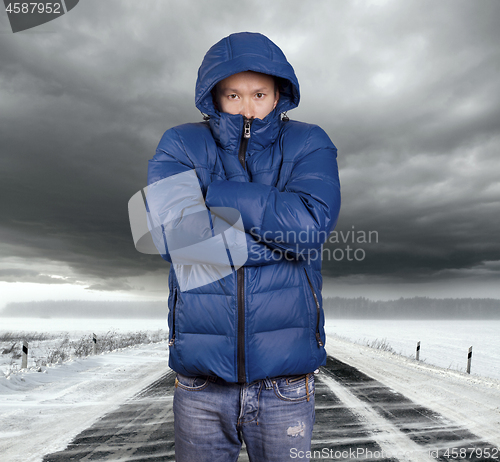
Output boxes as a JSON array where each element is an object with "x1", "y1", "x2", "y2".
[{"x1": 42, "y1": 356, "x2": 498, "y2": 461}]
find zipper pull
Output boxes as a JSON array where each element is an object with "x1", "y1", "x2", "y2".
[{"x1": 243, "y1": 118, "x2": 251, "y2": 139}]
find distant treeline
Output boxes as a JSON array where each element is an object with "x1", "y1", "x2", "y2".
[
  {"x1": 0, "y1": 300, "x2": 167, "y2": 319},
  {"x1": 2, "y1": 297, "x2": 500, "y2": 320},
  {"x1": 323, "y1": 296, "x2": 500, "y2": 319}
]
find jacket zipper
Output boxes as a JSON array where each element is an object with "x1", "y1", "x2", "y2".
[
  {"x1": 237, "y1": 266, "x2": 245, "y2": 382},
  {"x1": 238, "y1": 117, "x2": 251, "y2": 169},
  {"x1": 168, "y1": 289, "x2": 177, "y2": 346},
  {"x1": 304, "y1": 268, "x2": 324, "y2": 347},
  {"x1": 237, "y1": 117, "x2": 251, "y2": 382}
]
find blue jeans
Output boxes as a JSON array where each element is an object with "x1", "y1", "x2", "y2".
[{"x1": 173, "y1": 372, "x2": 315, "y2": 461}]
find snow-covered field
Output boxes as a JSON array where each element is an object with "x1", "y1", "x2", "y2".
[
  {"x1": 3, "y1": 317, "x2": 498, "y2": 379},
  {"x1": 326, "y1": 318, "x2": 500, "y2": 380},
  {"x1": 0, "y1": 325, "x2": 168, "y2": 379},
  {"x1": 0, "y1": 317, "x2": 167, "y2": 375}
]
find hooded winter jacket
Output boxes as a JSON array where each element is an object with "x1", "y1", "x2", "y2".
[{"x1": 148, "y1": 32, "x2": 341, "y2": 383}]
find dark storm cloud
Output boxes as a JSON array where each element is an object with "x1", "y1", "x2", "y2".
[
  {"x1": 0, "y1": 1, "x2": 200, "y2": 282},
  {"x1": 297, "y1": 0, "x2": 500, "y2": 284},
  {"x1": 1, "y1": 0, "x2": 499, "y2": 293}
]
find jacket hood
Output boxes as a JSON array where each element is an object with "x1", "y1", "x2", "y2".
[{"x1": 195, "y1": 32, "x2": 300, "y2": 117}]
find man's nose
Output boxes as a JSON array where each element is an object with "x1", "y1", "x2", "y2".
[{"x1": 239, "y1": 99, "x2": 254, "y2": 119}]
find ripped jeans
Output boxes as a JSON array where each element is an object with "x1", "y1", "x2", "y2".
[{"x1": 173, "y1": 372, "x2": 315, "y2": 462}]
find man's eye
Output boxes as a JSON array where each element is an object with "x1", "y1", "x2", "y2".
[
  {"x1": 255, "y1": 93, "x2": 264, "y2": 98},
  {"x1": 228, "y1": 94, "x2": 238, "y2": 99}
]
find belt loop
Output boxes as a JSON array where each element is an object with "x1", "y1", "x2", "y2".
[{"x1": 263, "y1": 378, "x2": 273, "y2": 390}]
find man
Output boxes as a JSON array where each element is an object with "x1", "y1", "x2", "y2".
[{"x1": 147, "y1": 32, "x2": 340, "y2": 461}]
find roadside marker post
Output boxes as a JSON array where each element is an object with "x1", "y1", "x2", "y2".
[
  {"x1": 21, "y1": 340, "x2": 28, "y2": 369},
  {"x1": 467, "y1": 346, "x2": 472, "y2": 374},
  {"x1": 416, "y1": 341, "x2": 420, "y2": 361}
]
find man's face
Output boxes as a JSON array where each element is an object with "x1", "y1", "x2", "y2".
[{"x1": 215, "y1": 71, "x2": 279, "y2": 120}]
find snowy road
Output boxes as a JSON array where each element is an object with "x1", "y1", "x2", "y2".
[
  {"x1": 2, "y1": 338, "x2": 499, "y2": 461},
  {"x1": 42, "y1": 371, "x2": 177, "y2": 461},
  {"x1": 41, "y1": 355, "x2": 499, "y2": 462}
]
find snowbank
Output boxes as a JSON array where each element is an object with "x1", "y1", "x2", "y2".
[{"x1": 0, "y1": 342, "x2": 169, "y2": 462}]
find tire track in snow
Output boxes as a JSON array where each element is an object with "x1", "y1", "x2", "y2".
[
  {"x1": 322, "y1": 356, "x2": 498, "y2": 461},
  {"x1": 318, "y1": 370, "x2": 435, "y2": 461},
  {"x1": 41, "y1": 366, "x2": 391, "y2": 461},
  {"x1": 41, "y1": 357, "x2": 499, "y2": 461},
  {"x1": 42, "y1": 370, "x2": 176, "y2": 461},
  {"x1": 312, "y1": 373, "x2": 398, "y2": 461}
]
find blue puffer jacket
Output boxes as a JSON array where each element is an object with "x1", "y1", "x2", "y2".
[{"x1": 148, "y1": 32, "x2": 341, "y2": 383}]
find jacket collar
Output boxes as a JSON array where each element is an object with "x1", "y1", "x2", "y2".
[{"x1": 209, "y1": 109, "x2": 281, "y2": 153}]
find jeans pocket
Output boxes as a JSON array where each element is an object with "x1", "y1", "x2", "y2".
[
  {"x1": 175, "y1": 373, "x2": 211, "y2": 391},
  {"x1": 272, "y1": 373, "x2": 315, "y2": 402}
]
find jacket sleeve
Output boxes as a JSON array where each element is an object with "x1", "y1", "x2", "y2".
[
  {"x1": 147, "y1": 128, "x2": 195, "y2": 263},
  {"x1": 205, "y1": 125, "x2": 341, "y2": 255},
  {"x1": 148, "y1": 127, "x2": 289, "y2": 266}
]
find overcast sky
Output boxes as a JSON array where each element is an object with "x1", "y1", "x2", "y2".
[{"x1": 1, "y1": 0, "x2": 499, "y2": 309}]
